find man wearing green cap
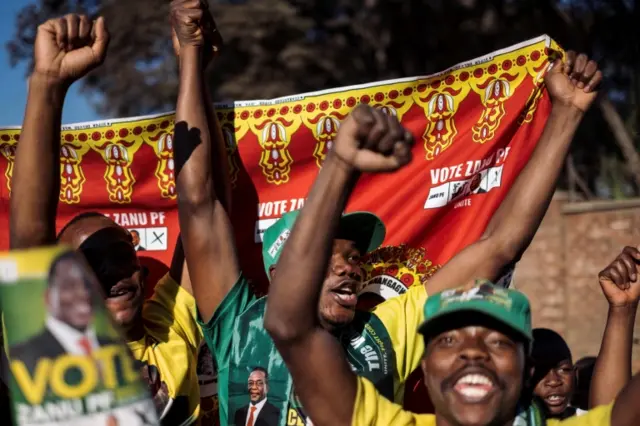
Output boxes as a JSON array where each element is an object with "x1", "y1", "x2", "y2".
[{"x1": 270, "y1": 277, "x2": 638, "y2": 425}]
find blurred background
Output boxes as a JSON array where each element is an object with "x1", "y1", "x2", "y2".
[{"x1": 1, "y1": 0, "x2": 639, "y2": 200}]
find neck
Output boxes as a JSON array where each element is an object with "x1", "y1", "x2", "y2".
[
  {"x1": 434, "y1": 411, "x2": 520, "y2": 426},
  {"x1": 122, "y1": 314, "x2": 145, "y2": 342}
]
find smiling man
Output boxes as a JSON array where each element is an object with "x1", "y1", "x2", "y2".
[{"x1": 531, "y1": 328, "x2": 577, "y2": 419}]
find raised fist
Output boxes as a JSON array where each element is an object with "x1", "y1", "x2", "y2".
[
  {"x1": 544, "y1": 51, "x2": 603, "y2": 113},
  {"x1": 598, "y1": 246, "x2": 640, "y2": 307},
  {"x1": 34, "y1": 15, "x2": 109, "y2": 85},
  {"x1": 332, "y1": 104, "x2": 414, "y2": 173},
  {"x1": 171, "y1": 0, "x2": 221, "y2": 53}
]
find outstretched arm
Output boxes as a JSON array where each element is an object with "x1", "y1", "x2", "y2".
[
  {"x1": 589, "y1": 247, "x2": 640, "y2": 408},
  {"x1": 426, "y1": 52, "x2": 603, "y2": 295},
  {"x1": 265, "y1": 105, "x2": 414, "y2": 426},
  {"x1": 10, "y1": 15, "x2": 109, "y2": 249},
  {"x1": 171, "y1": 0, "x2": 239, "y2": 323}
]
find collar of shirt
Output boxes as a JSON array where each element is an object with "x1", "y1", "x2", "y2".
[
  {"x1": 45, "y1": 315, "x2": 99, "y2": 355},
  {"x1": 246, "y1": 398, "x2": 268, "y2": 424}
]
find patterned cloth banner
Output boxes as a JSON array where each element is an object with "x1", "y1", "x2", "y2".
[{"x1": 0, "y1": 35, "x2": 560, "y2": 413}]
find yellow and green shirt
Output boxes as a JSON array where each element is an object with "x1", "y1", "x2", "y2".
[
  {"x1": 353, "y1": 376, "x2": 614, "y2": 426},
  {"x1": 128, "y1": 274, "x2": 203, "y2": 425},
  {"x1": 199, "y1": 274, "x2": 427, "y2": 426}
]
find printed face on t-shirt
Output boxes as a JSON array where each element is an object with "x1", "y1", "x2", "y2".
[{"x1": 248, "y1": 370, "x2": 268, "y2": 403}]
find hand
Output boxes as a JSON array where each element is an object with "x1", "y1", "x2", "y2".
[
  {"x1": 544, "y1": 51, "x2": 603, "y2": 113},
  {"x1": 331, "y1": 104, "x2": 414, "y2": 173},
  {"x1": 598, "y1": 246, "x2": 640, "y2": 307},
  {"x1": 34, "y1": 15, "x2": 109, "y2": 86},
  {"x1": 171, "y1": 0, "x2": 222, "y2": 54}
]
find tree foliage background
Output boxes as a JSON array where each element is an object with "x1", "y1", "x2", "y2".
[{"x1": 6, "y1": 0, "x2": 640, "y2": 199}]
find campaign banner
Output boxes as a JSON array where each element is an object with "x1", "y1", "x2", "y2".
[
  {"x1": 0, "y1": 246, "x2": 158, "y2": 425},
  {"x1": 0, "y1": 35, "x2": 561, "y2": 413}
]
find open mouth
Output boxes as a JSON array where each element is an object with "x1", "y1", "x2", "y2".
[
  {"x1": 108, "y1": 281, "x2": 139, "y2": 302},
  {"x1": 331, "y1": 280, "x2": 359, "y2": 307},
  {"x1": 453, "y1": 373, "x2": 496, "y2": 403},
  {"x1": 544, "y1": 394, "x2": 567, "y2": 407}
]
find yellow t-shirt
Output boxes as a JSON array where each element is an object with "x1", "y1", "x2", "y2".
[
  {"x1": 369, "y1": 284, "x2": 427, "y2": 403},
  {"x1": 128, "y1": 273, "x2": 203, "y2": 425},
  {"x1": 352, "y1": 377, "x2": 614, "y2": 426}
]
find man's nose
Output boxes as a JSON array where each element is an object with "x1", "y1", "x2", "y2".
[
  {"x1": 332, "y1": 259, "x2": 362, "y2": 280},
  {"x1": 458, "y1": 340, "x2": 491, "y2": 362},
  {"x1": 544, "y1": 370, "x2": 563, "y2": 387}
]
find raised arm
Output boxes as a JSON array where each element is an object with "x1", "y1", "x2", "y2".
[
  {"x1": 265, "y1": 105, "x2": 414, "y2": 426},
  {"x1": 10, "y1": 15, "x2": 109, "y2": 249},
  {"x1": 588, "y1": 247, "x2": 640, "y2": 408},
  {"x1": 426, "y1": 52, "x2": 603, "y2": 295},
  {"x1": 171, "y1": 0, "x2": 239, "y2": 322}
]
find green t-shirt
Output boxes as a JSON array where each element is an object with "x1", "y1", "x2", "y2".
[{"x1": 198, "y1": 274, "x2": 427, "y2": 426}]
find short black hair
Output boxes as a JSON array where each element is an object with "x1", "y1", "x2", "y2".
[
  {"x1": 531, "y1": 328, "x2": 572, "y2": 364},
  {"x1": 250, "y1": 367, "x2": 269, "y2": 382},
  {"x1": 56, "y1": 211, "x2": 109, "y2": 241},
  {"x1": 47, "y1": 251, "x2": 83, "y2": 288},
  {"x1": 130, "y1": 230, "x2": 140, "y2": 237}
]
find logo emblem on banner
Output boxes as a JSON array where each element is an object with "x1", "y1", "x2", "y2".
[
  {"x1": 251, "y1": 117, "x2": 301, "y2": 185},
  {"x1": 145, "y1": 131, "x2": 177, "y2": 199},
  {"x1": 414, "y1": 81, "x2": 469, "y2": 161},
  {"x1": 92, "y1": 140, "x2": 143, "y2": 203},
  {"x1": 60, "y1": 143, "x2": 90, "y2": 204},
  {"x1": 303, "y1": 113, "x2": 343, "y2": 169}
]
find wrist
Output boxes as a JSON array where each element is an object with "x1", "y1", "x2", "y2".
[
  {"x1": 325, "y1": 151, "x2": 360, "y2": 181},
  {"x1": 550, "y1": 101, "x2": 585, "y2": 121},
  {"x1": 608, "y1": 303, "x2": 639, "y2": 315},
  {"x1": 28, "y1": 73, "x2": 69, "y2": 102}
]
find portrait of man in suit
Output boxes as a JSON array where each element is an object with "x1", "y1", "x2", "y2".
[
  {"x1": 234, "y1": 367, "x2": 280, "y2": 426},
  {"x1": 9, "y1": 251, "x2": 116, "y2": 374},
  {"x1": 130, "y1": 230, "x2": 146, "y2": 251}
]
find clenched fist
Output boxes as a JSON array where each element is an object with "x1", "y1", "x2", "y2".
[
  {"x1": 171, "y1": 0, "x2": 221, "y2": 53},
  {"x1": 598, "y1": 246, "x2": 640, "y2": 307},
  {"x1": 332, "y1": 104, "x2": 414, "y2": 173},
  {"x1": 34, "y1": 14, "x2": 109, "y2": 86},
  {"x1": 545, "y1": 51, "x2": 603, "y2": 113}
]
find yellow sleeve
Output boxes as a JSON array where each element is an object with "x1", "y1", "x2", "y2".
[
  {"x1": 142, "y1": 273, "x2": 203, "y2": 352},
  {"x1": 352, "y1": 376, "x2": 434, "y2": 426},
  {"x1": 371, "y1": 285, "x2": 427, "y2": 382},
  {"x1": 548, "y1": 404, "x2": 614, "y2": 426}
]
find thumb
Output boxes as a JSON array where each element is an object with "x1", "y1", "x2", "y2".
[
  {"x1": 91, "y1": 17, "x2": 110, "y2": 62},
  {"x1": 546, "y1": 59, "x2": 563, "y2": 77}
]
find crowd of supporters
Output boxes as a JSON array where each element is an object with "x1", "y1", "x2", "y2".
[{"x1": 1, "y1": 0, "x2": 639, "y2": 425}]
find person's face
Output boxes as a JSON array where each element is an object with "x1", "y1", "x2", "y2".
[
  {"x1": 317, "y1": 239, "x2": 363, "y2": 330},
  {"x1": 59, "y1": 217, "x2": 144, "y2": 331},
  {"x1": 422, "y1": 320, "x2": 526, "y2": 426},
  {"x1": 46, "y1": 259, "x2": 94, "y2": 331},
  {"x1": 247, "y1": 371, "x2": 267, "y2": 403},
  {"x1": 533, "y1": 359, "x2": 575, "y2": 416},
  {"x1": 131, "y1": 231, "x2": 140, "y2": 247}
]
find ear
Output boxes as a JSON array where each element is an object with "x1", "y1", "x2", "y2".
[
  {"x1": 268, "y1": 265, "x2": 276, "y2": 281},
  {"x1": 524, "y1": 356, "x2": 536, "y2": 388}
]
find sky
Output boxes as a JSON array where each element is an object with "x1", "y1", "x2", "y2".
[{"x1": 0, "y1": 0, "x2": 103, "y2": 128}]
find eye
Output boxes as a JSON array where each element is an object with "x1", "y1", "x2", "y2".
[
  {"x1": 558, "y1": 367, "x2": 573, "y2": 375},
  {"x1": 488, "y1": 337, "x2": 514, "y2": 349},
  {"x1": 437, "y1": 335, "x2": 456, "y2": 346}
]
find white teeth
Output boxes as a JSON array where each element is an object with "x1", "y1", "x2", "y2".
[
  {"x1": 457, "y1": 374, "x2": 493, "y2": 386},
  {"x1": 458, "y1": 387, "x2": 489, "y2": 399},
  {"x1": 547, "y1": 395, "x2": 562, "y2": 402}
]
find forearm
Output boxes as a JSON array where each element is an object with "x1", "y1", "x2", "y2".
[
  {"x1": 202, "y1": 81, "x2": 232, "y2": 212},
  {"x1": 483, "y1": 104, "x2": 583, "y2": 258},
  {"x1": 590, "y1": 304, "x2": 637, "y2": 408},
  {"x1": 174, "y1": 47, "x2": 239, "y2": 322},
  {"x1": 10, "y1": 74, "x2": 67, "y2": 249},
  {"x1": 265, "y1": 155, "x2": 358, "y2": 339}
]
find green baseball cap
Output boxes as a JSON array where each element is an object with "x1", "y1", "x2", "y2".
[
  {"x1": 261, "y1": 210, "x2": 386, "y2": 277},
  {"x1": 418, "y1": 280, "x2": 532, "y2": 343}
]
